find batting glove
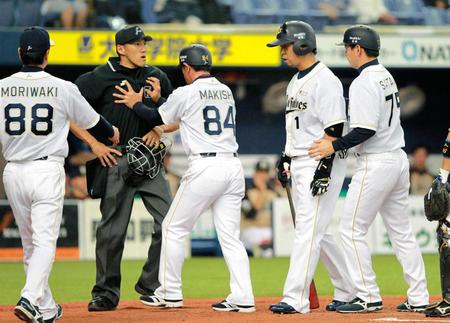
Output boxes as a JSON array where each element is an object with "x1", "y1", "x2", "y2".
[
  {"x1": 277, "y1": 152, "x2": 291, "y2": 188},
  {"x1": 310, "y1": 154, "x2": 334, "y2": 196}
]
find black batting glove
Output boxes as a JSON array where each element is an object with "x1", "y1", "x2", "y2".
[
  {"x1": 277, "y1": 152, "x2": 291, "y2": 188},
  {"x1": 310, "y1": 154, "x2": 335, "y2": 196}
]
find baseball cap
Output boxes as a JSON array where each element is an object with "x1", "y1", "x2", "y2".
[
  {"x1": 255, "y1": 160, "x2": 271, "y2": 172},
  {"x1": 115, "y1": 26, "x2": 152, "y2": 45},
  {"x1": 19, "y1": 26, "x2": 54, "y2": 54}
]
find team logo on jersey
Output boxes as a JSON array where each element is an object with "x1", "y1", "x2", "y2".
[{"x1": 287, "y1": 97, "x2": 307, "y2": 111}]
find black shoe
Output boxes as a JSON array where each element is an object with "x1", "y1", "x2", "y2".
[
  {"x1": 336, "y1": 297, "x2": 383, "y2": 313},
  {"x1": 44, "y1": 304, "x2": 63, "y2": 323},
  {"x1": 270, "y1": 302, "x2": 298, "y2": 314},
  {"x1": 88, "y1": 296, "x2": 117, "y2": 312},
  {"x1": 14, "y1": 297, "x2": 44, "y2": 323},
  {"x1": 326, "y1": 300, "x2": 347, "y2": 311},
  {"x1": 425, "y1": 299, "x2": 450, "y2": 317},
  {"x1": 135, "y1": 283, "x2": 153, "y2": 296}
]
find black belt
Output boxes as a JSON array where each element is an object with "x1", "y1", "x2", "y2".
[
  {"x1": 199, "y1": 152, "x2": 237, "y2": 157},
  {"x1": 34, "y1": 156, "x2": 48, "y2": 161}
]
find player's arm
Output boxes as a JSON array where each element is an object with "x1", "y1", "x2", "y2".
[
  {"x1": 142, "y1": 123, "x2": 180, "y2": 147},
  {"x1": 70, "y1": 122, "x2": 122, "y2": 167},
  {"x1": 438, "y1": 130, "x2": 450, "y2": 183},
  {"x1": 308, "y1": 127, "x2": 375, "y2": 160}
]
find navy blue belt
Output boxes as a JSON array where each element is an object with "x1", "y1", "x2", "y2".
[{"x1": 199, "y1": 152, "x2": 237, "y2": 157}]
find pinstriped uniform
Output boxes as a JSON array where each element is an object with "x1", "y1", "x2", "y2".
[
  {"x1": 280, "y1": 62, "x2": 355, "y2": 313},
  {"x1": 340, "y1": 62, "x2": 429, "y2": 306}
]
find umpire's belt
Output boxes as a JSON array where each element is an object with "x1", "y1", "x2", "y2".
[{"x1": 199, "y1": 152, "x2": 237, "y2": 158}]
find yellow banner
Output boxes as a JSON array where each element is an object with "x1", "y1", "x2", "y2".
[{"x1": 48, "y1": 31, "x2": 281, "y2": 66}]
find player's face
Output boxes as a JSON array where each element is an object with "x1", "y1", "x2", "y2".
[
  {"x1": 280, "y1": 43, "x2": 300, "y2": 68},
  {"x1": 344, "y1": 44, "x2": 359, "y2": 68},
  {"x1": 118, "y1": 39, "x2": 148, "y2": 68}
]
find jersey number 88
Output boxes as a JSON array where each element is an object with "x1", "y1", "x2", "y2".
[{"x1": 4, "y1": 103, "x2": 53, "y2": 136}]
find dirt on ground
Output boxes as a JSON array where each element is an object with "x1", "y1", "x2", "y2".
[{"x1": 0, "y1": 296, "x2": 445, "y2": 323}]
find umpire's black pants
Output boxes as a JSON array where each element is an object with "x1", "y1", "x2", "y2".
[{"x1": 91, "y1": 155, "x2": 172, "y2": 305}]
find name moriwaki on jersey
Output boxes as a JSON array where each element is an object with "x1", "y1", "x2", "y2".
[
  {"x1": 158, "y1": 77, "x2": 238, "y2": 156},
  {"x1": 284, "y1": 62, "x2": 346, "y2": 157},
  {"x1": 348, "y1": 63, "x2": 405, "y2": 154},
  {"x1": 0, "y1": 71, "x2": 99, "y2": 161}
]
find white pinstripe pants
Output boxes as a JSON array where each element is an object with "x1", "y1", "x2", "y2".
[{"x1": 155, "y1": 155, "x2": 254, "y2": 305}]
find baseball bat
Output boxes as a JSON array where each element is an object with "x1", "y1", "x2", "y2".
[{"x1": 285, "y1": 183, "x2": 320, "y2": 310}]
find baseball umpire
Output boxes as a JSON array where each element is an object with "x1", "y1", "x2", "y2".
[
  {"x1": 73, "y1": 25, "x2": 176, "y2": 311},
  {"x1": 1, "y1": 26, "x2": 118, "y2": 323},
  {"x1": 423, "y1": 128, "x2": 450, "y2": 317},
  {"x1": 309, "y1": 25, "x2": 429, "y2": 313}
]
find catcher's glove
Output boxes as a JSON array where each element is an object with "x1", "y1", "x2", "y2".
[
  {"x1": 126, "y1": 137, "x2": 169, "y2": 179},
  {"x1": 424, "y1": 177, "x2": 450, "y2": 221},
  {"x1": 310, "y1": 154, "x2": 334, "y2": 196}
]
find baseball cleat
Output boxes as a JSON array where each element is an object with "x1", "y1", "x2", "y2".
[
  {"x1": 396, "y1": 299, "x2": 427, "y2": 312},
  {"x1": 140, "y1": 295, "x2": 183, "y2": 308},
  {"x1": 336, "y1": 297, "x2": 383, "y2": 313},
  {"x1": 211, "y1": 300, "x2": 255, "y2": 313},
  {"x1": 43, "y1": 304, "x2": 63, "y2": 323},
  {"x1": 424, "y1": 299, "x2": 450, "y2": 317},
  {"x1": 325, "y1": 299, "x2": 347, "y2": 311},
  {"x1": 14, "y1": 297, "x2": 44, "y2": 323},
  {"x1": 270, "y1": 302, "x2": 298, "y2": 314}
]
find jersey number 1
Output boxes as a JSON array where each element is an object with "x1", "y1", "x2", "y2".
[
  {"x1": 203, "y1": 105, "x2": 235, "y2": 136},
  {"x1": 4, "y1": 103, "x2": 53, "y2": 136}
]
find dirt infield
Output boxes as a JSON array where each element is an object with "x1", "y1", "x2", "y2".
[{"x1": 0, "y1": 296, "x2": 445, "y2": 323}]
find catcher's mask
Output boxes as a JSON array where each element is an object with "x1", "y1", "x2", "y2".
[{"x1": 126, "y1": 137, "x2": 169, "y2": 179}]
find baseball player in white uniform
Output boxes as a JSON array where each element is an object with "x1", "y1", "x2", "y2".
[
  {"x1": 309, "y1": 25, "x2": 429, "y2": 313},
  {"x1": 266, "y1": 21, "x2": 355, "y2": 314},
  {"x1": 112, "y1": 44, "x2": 255, "y2": 312},
  {"x1": 0, "y1": 26, "x2": 118, "y2": 323}
]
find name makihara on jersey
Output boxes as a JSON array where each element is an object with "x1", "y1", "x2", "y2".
[
  {"x1": 0, "y1": 71, "x2": 99, "y2": 161},
  {"x1": 284, "y1": 62, "x2": 346, "y2": 157},
  {"x1": 159, "y1": 77, "x2": 238, "y2": 156},
  {"x1": 348, "y1": 63, "x2": 405, "y2": 154}
]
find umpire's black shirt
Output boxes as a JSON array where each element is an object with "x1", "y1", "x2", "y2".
[{"x1": 75, "y1": 57, "x2": 173, "y2": 145}]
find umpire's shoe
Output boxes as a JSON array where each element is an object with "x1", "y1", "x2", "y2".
[
  {"x1": 326, "y1": 300, "x2": 347, "y2": 311},
  {"x1": 14, "y1": 297, "x2": 44, "y2": 323},
  {"x1": 424, "y1": 299, "x2": 450, "y2": 317},
  {"x1": 270, "y1": 302, "x2": 298, "y2": 314},
  {"x1": 396, "y1": 299, "x2": 427, "y2": 312},
  {"x1": 336, "y1": 297, "x2": 383, "y2": 313},
  {"x1": 88, "y1": 296, "x2": 117, "y2": 311},
  {"x1": 212, "y1": 300, "x2": 256, "y2": 313},
  {"x1": 140, "y1": 295, "x2": 183, "y2": 308}
]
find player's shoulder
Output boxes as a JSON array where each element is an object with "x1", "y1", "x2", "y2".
[{"x1": 316, "y1": 64, "x2": 342, "y2": 89}]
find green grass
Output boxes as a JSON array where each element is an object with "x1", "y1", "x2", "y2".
[{"x1": 0, "y1": 254, "x2": 440, "y2": 305}]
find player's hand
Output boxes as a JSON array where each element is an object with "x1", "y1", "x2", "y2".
[
  {"x1": 142, "y1": 127, "x2": 163, "y2": 146},
  {"x1": 145, "y1": 77, "x2": 161, "y2": 103},
  {"x1": 308, "y1": 139, "x2": 335, "y2": 160},
  {"x1": 108, "y1": 126, "x2": 120, "y2": 145},
  {"x1": 310, "y1": 155, "x2": 333, "y2": 196},
  {"x1": 90, "y1": 141, "x2": 122, "y2": 168},
  {"x1": 277, "y1": 152, "x2": 291, "y2": 188},
  {"x1": 113, "y1": 80, "x2": 143, "y2": 109}
]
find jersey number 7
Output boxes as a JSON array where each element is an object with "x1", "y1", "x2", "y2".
[{"x1": 385, "y1": 92, "x2": 400, "y2": 127}]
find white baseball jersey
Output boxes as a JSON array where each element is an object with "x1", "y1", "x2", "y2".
[
  {"x1": 159, "y1": 76, "x2": 238, "y2": 156},
  {"x1": 348, "y1": 62, "x2": 405, "y2": 154},
  {"x1": 284, "y1": 62, "x2": 346, "y2": 157},
  {"x1": 155, "y1": 75, "x2": 254, "y2": 306},
  {"x1": 0, "y1": 70, "x2": 99, "y2": 161}
]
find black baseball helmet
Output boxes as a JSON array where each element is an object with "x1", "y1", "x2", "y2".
[
  {"x1": 179, "y1": 44, "x2": 212, "y2": 69},
  {"x1": 267, "y1": 20, "x2": 316, "y2": 56},
  {"x1": 337, "y1": 25, "x2": 380, "y2": 53}
]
